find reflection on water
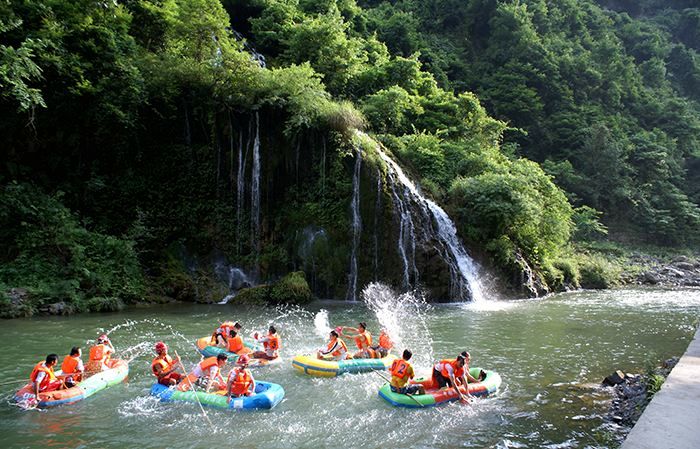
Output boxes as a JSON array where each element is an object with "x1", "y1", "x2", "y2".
[{"x1": 0, "y1": 286, "x2": 699, "y2": 448}]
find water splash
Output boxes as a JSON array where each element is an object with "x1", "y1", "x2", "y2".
[
  {"x1": 313, "y1": 310, "x2": 332, "y2": 339},
  {"x1": 361, "y1": 282, "x2": 434, "y2": 368},
  {"x1": 346, "y1": 148, "x2": 363, "y2": 301}
]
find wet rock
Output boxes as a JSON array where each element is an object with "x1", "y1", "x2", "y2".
[
  {"x1": 603, "y1": 370, "x2": 626, "y2": 386},
  {"x1": 674, "y1": 262, "x2": 695, "y2": 271},
  {"x1": 8, "y1": 288, "x2": 29, "y2": 304},
  {"x1": 662, "y1": 267, "x2": 685, "y2": 278},
  {"x1": 643, "y1": 272, "x2": 660, "y2": 284},
  {"x1": 40, "y1": 301, "x2": 67, "y2": 315}
]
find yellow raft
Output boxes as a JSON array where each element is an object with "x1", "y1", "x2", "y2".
[{"x1": 292, "y1": 354, "x2": 396, "y2": 377}]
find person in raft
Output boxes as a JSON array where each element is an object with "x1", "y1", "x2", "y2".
[
  {"x1": 226, "y1": 329, "x2": 252, "y2": 355},
  {"x1": 226, "y1": 354, "x2": 256, "y2": 401},
  {"x1": 367, "y1": 328, "x2": 393, "y2": 358},
  {"x1": 30, "y1": 354, "x2": 63, "y2": 399},
  {"x1": 211, "y1": 321, "x2": 241, "y2": 346},
  {"x1": 60, "y1": 346, "x2": 84, "y2": 387},
  {"x1": 151, "y1": 341, "x2": 183, "y2": 386},
  {"x1": 460, "y1": 351, "x2": 485, "y2": 382},
  {"x1": 390, "y1": 350, "x2": 425, "y2": 395},
  {"x1": 317, "y1": 329, "x2": 348, "y2": 360},
  {"x1": 338, "y1": 322, "x2": 372, "y2": 358},
  {"x1": 86, "y1": 334, "x2": 115, "y2": 373},
  {"x1": 432, "y1": 354, "x2": 474, "y2": 402},
  {"x1": 178, "y1": 354, "x2": 228, "y2": 392},
  {"x1": 252, "y1": 325, "x2": 281, "y2": 360}
]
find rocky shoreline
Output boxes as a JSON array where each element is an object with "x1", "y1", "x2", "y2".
[
  {"x1": 634, "y1": 255, "x2": 700, "y2": 287},
  {"x1": 603, "y1": 358, "x2": 679, "y2": 439}
]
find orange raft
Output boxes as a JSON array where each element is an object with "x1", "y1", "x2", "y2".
[{"x1": 14, "y1": 359, "x2": 129, "y2": 408}]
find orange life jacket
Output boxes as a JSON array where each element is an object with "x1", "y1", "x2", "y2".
[
  {"x1": 228, "y1": 368, "x2": 253, "y2": 396},
  {"x1": 378, "y1": 331, "x2": 392, "y2": 349},
  {"x1": 219, "y1": 321, "x2": 236, "y2": 333},
  {"x1": 30, "y1": 362, "x2": 56, "y2": 390},
  {"x1": 354, "y1": 331, "x2": 372, "y2": 350},
  {"x1": 263, "y1": 334, "x2": 280, "y2": 351},
  {"x1": 390, "y1": 359, "x2": 411, "y2": 380},
  {"x1": 328, "y1": 338, "x2": 348, "y2": 357},
  {"x1": 151, "y1": 355, "x2": 174, "y2": 377},
  {"x1": 439, "y1": 359, "x2": 464, "y2": 379},
  {"x1": 89, "y1": 344, "x2": 111, "y2": 362},
  {"x1": 61, "y1": 355, "x2": 82, "y2": 374},
  {"x1": 227, "y1": 335, "x2": 245, "y2": 354},
  {"x1": 198, "y1": 356, "x2": 219, "y2": 373}
]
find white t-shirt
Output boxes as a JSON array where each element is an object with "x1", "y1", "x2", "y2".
[{"x1": 193, "y1": 364, "x2": 219, "y2": 379}]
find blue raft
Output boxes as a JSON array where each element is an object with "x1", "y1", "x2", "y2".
[{"x1": 150, "y1": 381, "x2": 285, "y2": 410}]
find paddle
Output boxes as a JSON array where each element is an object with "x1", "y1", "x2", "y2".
[
  {"x1": 176, "y1": 351, "x2": 215, "y2": 430},
  {"x1": 374, "y1": 371, "x2": 425, "y2": 408}
]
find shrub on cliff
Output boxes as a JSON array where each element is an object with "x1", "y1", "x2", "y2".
[
  {"x1": 270, "y1": 271, "x2": 313, "y2": 304},
  {"x1": 0, "y1": 183, "x2": 145, "y2": 316}
]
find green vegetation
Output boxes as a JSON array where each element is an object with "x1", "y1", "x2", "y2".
[{"x1": 1, "y1": 0, "x2": 698, "y2": 314}]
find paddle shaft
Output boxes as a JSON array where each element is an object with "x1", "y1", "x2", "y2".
[{"x1": 176, "y1": 351, "x2": 215, "y2": 430}]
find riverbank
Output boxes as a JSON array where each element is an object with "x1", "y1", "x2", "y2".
[{"x1": 619, "y1": 324, "x2": 700, "y2": 449}]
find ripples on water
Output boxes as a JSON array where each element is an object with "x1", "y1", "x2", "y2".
[{"x1": 0, "y1": 286, "x2": 699, "y2": 448}]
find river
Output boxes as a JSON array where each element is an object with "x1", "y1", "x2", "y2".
[{"x1": 1, "y1": 285, "x2": 699, "y2": 448}]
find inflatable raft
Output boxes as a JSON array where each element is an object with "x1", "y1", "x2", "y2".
[
  {"x1": 292, "y1": 354, "x2": 396, "y2": 377},
  {"x1": 14, "y1": 359, "x2": 129, "y2": 408},
  {"x1": 378, "y1": 368, "x2": 501, "y2": 408},
  {"x1": 150, "y1": 381, "x2": 284, "y2": 410},
  {"x1": 194, "y1": 337, "x2": 276, "y2": 367}
]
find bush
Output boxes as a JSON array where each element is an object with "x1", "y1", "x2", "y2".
[
  {"x1": 0, "y1": 183, "x2": 146, "y2": 316},
  {"x1": 233, "y1": 285, "x2": 270, "y2": 305},
  {"x1": 270, "y1": 271, "x2": 313, "y2": 304},
  {"x1": 84, "y1": 297, "x2": 125, "y2": 313},
  {"x1": 578, "y1": 254, "x2": 622, "y2": 289}
]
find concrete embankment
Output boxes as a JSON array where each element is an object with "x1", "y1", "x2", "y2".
[{"x1": 620, "y1": 325, "x2": 700, "y2": 449}]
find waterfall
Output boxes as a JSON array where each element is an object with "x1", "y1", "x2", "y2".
[
  {"x1": 347, "y1": 148, "x2": 363, "y2": 301},
  {"x1": 386, "y1": 169, "x2": 418, "y2": 289},
  {"x1": 376, "y1": 146, "x2": 486, "y2": 302},
  {"x1": 321, "y1": 138, "x2": 326, "y2": 194},
  {"x1": 373, "y1": 170, "x2": 382, "y2": 281},
  {"x1": 250, "y1": 112, "x2": 261, "y2": 275},
  {"x1": 236, "y1": 124, "x2": 245, "y2": 256}
]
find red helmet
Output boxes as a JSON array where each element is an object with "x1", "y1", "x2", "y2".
[
  {"x1": 154, "y1": 341, "x2": 167, "y2": 353},
  {"x1": 97, "y1": 334, "x2": 109, "y2": 343},
  {"x1": 237, "y1": 354, "x2": 251, "y2": 365}
]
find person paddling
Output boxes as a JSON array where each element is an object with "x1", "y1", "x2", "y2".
[
  {"x1": 86, "y1": 334, "x2": 115, "y2": 373},
  {"x1": 252, "y1": 325, "x2": 281, "y2": 360},
  {"x1": 317, "y1": 330, "x2": 348, "y2": 361},
  {"x1": 338, "y1": 322, "x2": 372, "y2": 358},
  {"x1": 151, "y1": 342, "x2": 183, "y2": 386},
  {"x1": 226, "y1": 354, "x2": 256, "y2": 401},
  {"x1": 432, "y1": 354, "x2": 470, "y2": 402},
  {"x1": 30, "y1": 354, "x2": 63, "y2": 400},
  {"x1": 178, "y1": 354, "x2": 228, "y2": 392},
  {"x1": 390, "y1": 350, "x2": 425, "y2": 395},
  {"x1": 60, "y1": 347, "x2": 84, "y2": 387}
]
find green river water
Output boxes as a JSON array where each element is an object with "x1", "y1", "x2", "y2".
[{"x1": 1, "y1": 285, "x2": 699, "y2": 449}]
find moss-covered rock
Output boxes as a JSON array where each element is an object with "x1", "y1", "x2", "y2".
[
  {"x1": 270, "y1": 271, "x2": 313, "y2": 304},
  {"x1": 232, "y1": 285, "x2": 270, "y2": 305}
]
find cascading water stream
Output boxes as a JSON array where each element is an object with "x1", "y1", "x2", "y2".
[
  {"x1": 346, "y1": 148, "x2": 363, "y2": 301},
  {"x1": 375, "y1": 144, "x2": 486, "y2": 302},
  {"x1": 250, "y1": 112, "x2": 261, "y2": 277}
]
